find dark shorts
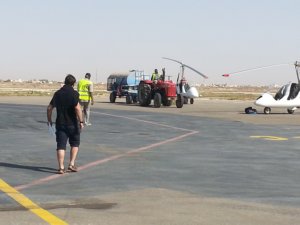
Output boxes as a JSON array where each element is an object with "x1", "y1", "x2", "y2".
[{"x1": 56, "y1": 125, "x2": 80, "y2": 150}]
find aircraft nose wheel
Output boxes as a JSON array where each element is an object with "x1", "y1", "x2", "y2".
[
  {"x1": 264, "y1": 107, "x2": 271, "y2": 114},
  {"x1": 287, "y1": 109, "x2": 295, "y2": 114}
]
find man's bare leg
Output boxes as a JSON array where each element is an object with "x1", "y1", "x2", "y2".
[
  {"x1": 57, "y1": 149, "x2": 65, "y2": 173},
  {"x1": 68, "y1": 146, "x2": 79, "y2": 172}
]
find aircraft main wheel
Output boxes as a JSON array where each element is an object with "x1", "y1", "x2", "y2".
[
  {"x1": 287, "y1": 109, "x2": 295, "y2": 114},
  {"x1": 183, "y1": 97, "x2": 188, "y2": 104},
  {"x1": 110, "y1": 92, "x2": 116, "y2": 103},
  {"x1": 190, "y1": 98, "x2": 194, "y2": 104},
  {"x1": 154, "y1": 93, "x2": 162, "y2": 108},
  {"x1": 264, "y1": 107, "x2": 271, "y2": 114}
]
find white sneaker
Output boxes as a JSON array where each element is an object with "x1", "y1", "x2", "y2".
[{"x1": 85, "y1": 122, "x2": 92, "y2": 126}]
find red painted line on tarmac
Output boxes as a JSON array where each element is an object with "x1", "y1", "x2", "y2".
[
  {"x1": 15, "y1": 131, "x2": 198, "y2": 191},
  {"x1": 15, "y1": 174, "x2": 67, "y2": 191},
  {"x1": 15, "y1": 112, "x2": 199, "y2": 191}
]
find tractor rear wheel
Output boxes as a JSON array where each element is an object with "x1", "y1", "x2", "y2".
[
  {"x1": 138, "y1": 83, "x2": 151, "y2": 106},
  {"x1": 176, "y1": 94, "x2": 184, "y2": 108},
  {"x1": 154, "y1": 93, "x2": 162, "y2": 108}
]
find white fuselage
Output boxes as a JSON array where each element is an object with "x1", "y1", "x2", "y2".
[
  {"x1": 176, "y1": 84, "x2": 199, "y2": 98},
  {"x1": 255, "y1": 83, "x2": 300, "y2": 108}
]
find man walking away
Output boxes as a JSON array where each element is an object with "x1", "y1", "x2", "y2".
[
  {"x1": 47, "y1": 74, "x2": 84, "y2": 174},
  {"x1": 77, "y1": 73, "x2": 94, "y2": 126}
]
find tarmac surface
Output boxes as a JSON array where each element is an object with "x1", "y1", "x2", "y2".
[{"x1": 0, "y1": 96, "x2": 300, "y2": 225}]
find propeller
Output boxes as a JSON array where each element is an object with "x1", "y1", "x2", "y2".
[{"x1": 162, "y1": 57, "x2": 208, "y2": 79}]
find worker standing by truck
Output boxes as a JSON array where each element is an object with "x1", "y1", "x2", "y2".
[{"x1": 77, "y1": 73, "x2": 94, "y2": 126}]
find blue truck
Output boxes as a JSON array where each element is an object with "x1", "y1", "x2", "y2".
[{"x1": 107, "y1": 70, "x2": 149, "y2": 104}]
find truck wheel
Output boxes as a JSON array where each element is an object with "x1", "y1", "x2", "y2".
[
  {"x1": 132, "y1": 95, "x2": 138, "y2": 103},
  {"x1": 110, "y1": 92, "x2": 116, "y2": 103},
  {"x1": 154, "y1": 93, "x2": 162, "y2": 108},
  {"x1": 126, "y1": 95, "x2": 133, "y2": 104},
  {"x1": 176, "y1": 94, "x2": 184, "y2": 108}
]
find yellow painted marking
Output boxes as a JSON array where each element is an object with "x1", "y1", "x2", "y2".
[
  {"x1": 250, "y1": 136, "x2": 288, "y2": 141},
  {"x1": 0, "y1": 179, "x2": 67, "y2": 225}
]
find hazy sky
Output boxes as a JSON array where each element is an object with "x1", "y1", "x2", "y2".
[{"x1": 1, "y1": 0, "x2": 299, "y2": 85}]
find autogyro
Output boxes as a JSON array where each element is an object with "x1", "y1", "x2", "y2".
[
  {"x1": 223, "y1": 61, "x2": 300, "y2": 114},
  {"x1": 162, "y1": 57, "x2": 208, "y2": 104}
]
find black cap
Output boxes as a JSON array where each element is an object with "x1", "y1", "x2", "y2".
[{"x1": 85, "y1": 73, "x2": 91, "y2": 78}]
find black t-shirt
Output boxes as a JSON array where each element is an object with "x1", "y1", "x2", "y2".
[{"x1": 50, "y1": 85, "x2": 79, "y2": 126}]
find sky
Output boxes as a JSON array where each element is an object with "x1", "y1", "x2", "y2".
[{"x1": 0, "y1": 0, "x2": 299, "y2": 85}]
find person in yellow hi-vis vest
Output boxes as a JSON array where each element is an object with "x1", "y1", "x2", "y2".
[
  {"x1": 151, "y1": 69, "x2": 161, "y2": 82},
  {"x1": 77, "y1": 73, "x2": 94, "y2": 126}
]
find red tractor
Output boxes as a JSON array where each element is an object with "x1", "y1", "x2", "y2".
[{"x1": 137, "y1": 69, "x2": 184, "y2": 108}]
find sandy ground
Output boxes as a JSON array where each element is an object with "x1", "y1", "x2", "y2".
[{"x1": 1, "y1": 96, "x2": 300, "y2": 225}]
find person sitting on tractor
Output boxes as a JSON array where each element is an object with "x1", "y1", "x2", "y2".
[
  {"x1": 179, "y1": 77, "x2": 187, "y2": 92},
  {"x1": 151, "y1": 69, "x2": 161, "y2": 83}
]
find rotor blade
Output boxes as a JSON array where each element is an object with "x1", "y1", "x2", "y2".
[
  {"x1": 222, "y1": 63, "x2": 292, "y2": 77},
  {"x1": 162, "y1": 57, "x2": 183, "y2": 65},
  {"x1": 183, "y1": 64, "x2": 208, "y2": 79},
  {"x1": 163, "y1": 57, "x2": 208, "y2": 79}
]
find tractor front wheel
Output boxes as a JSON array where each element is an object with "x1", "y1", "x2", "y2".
[
  {"x1": 176, "y1": 94, "x2": 184, "y2": 108},
  {"x1": 162, "y1": 99, "x2": 172, "y2": 106},
  {"x1": 154, "y1": 93, "x2": 162, "y2": 108}
]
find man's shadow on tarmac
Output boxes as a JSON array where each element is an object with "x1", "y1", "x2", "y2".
[{"x1": 0, "y1": 162, "x2": 57, "y2": 174}]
